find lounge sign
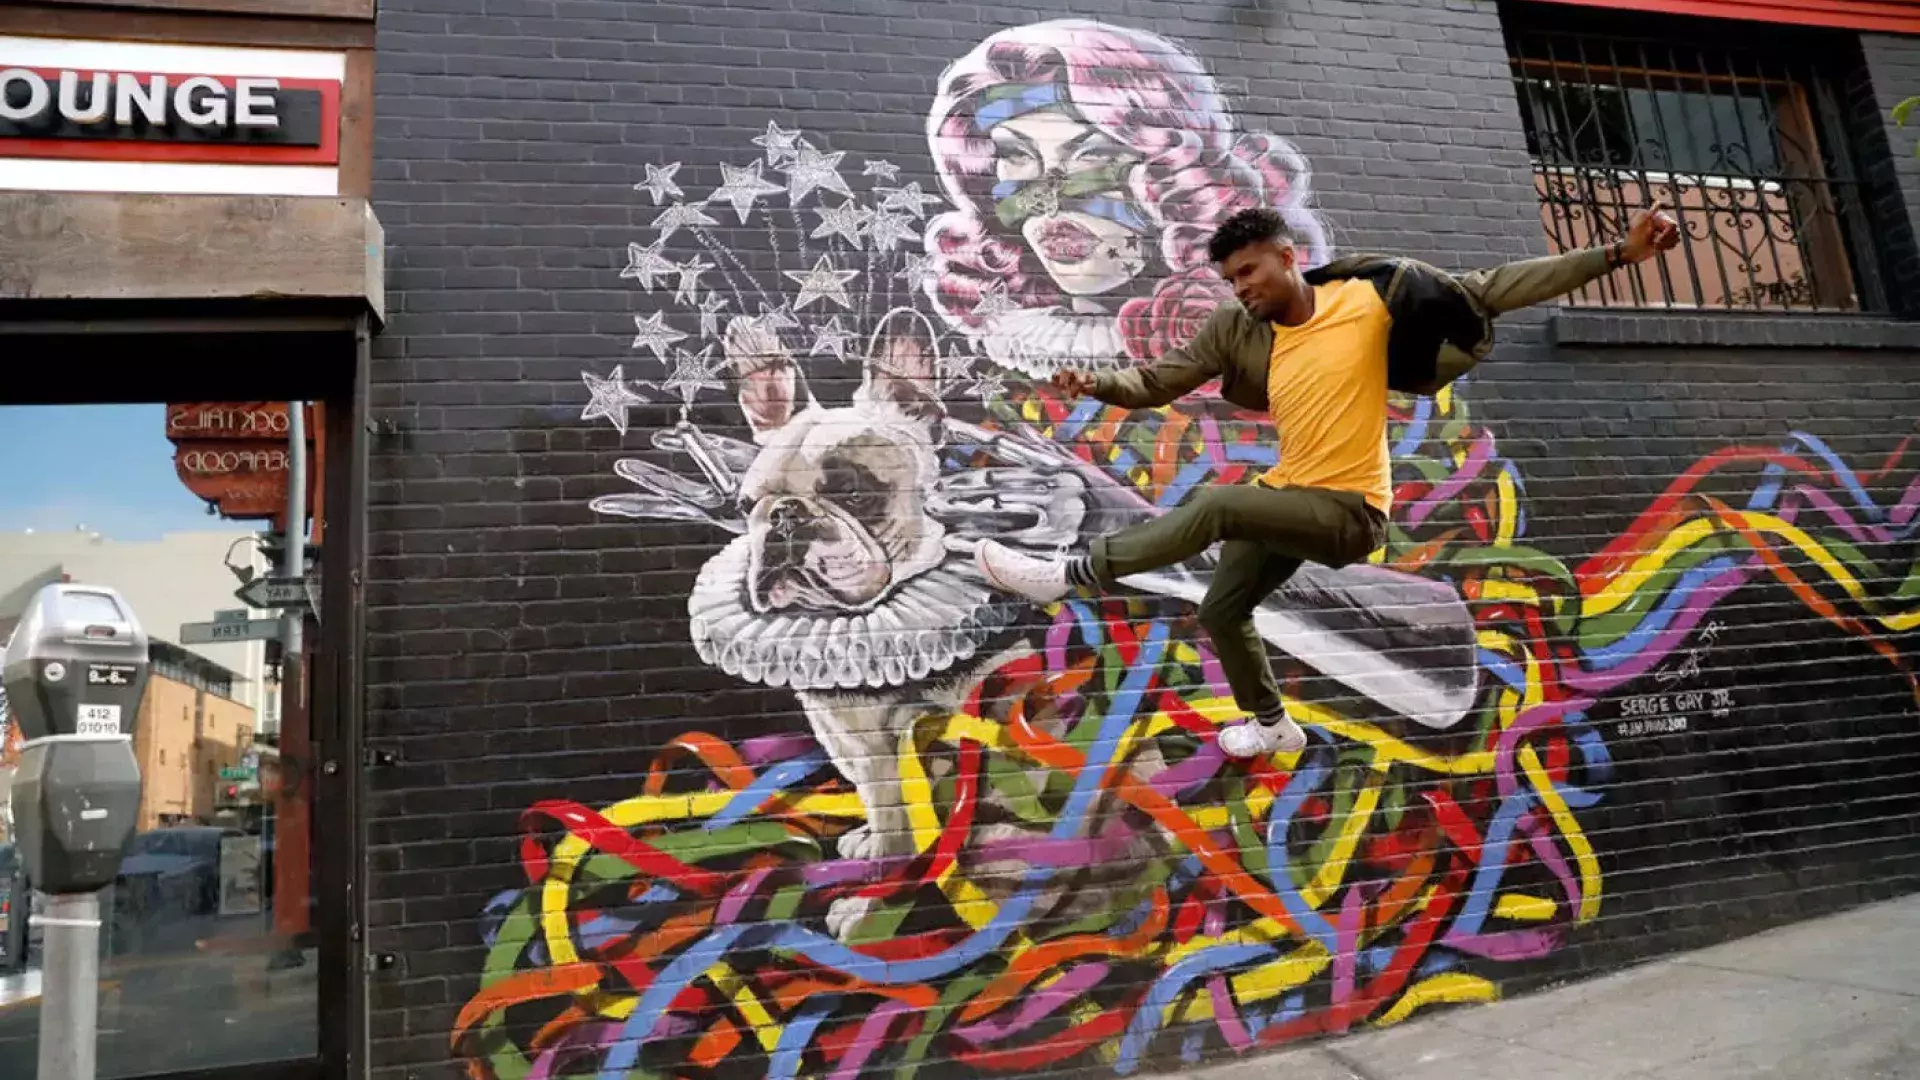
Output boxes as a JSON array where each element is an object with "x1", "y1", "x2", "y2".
[{"x1": 0, "y1": 65, "x2": 338, "y2": 164}]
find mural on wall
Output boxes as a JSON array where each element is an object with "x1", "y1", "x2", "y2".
[
  {"x1": 915, "y1": 20, "x2": 1329, "y2": 381},
  {"x1": 451, "y1": 18, "x2": 1920, "y2": 1080}
]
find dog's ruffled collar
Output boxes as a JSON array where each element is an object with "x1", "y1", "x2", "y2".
[
  {"x1": 977, "y1": 304, "x2": 1133, "y2": 380},
  {"x1": 688, "y1": 536, "x2": 1024, "y2": 692}
]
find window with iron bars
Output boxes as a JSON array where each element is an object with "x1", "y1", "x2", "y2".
[{"x1": 1503, "y1": 7, "x2": 1886, "y2": 314}]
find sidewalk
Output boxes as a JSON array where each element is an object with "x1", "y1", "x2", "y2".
[
  {"x1": 0, "y1": 970, "x2": 36, "y2": 1013},
  {"x1": 1200, "y1": 894, "x2": 1920, "y2": 1080}
]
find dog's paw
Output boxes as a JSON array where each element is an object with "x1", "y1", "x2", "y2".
[
  {"x1": 835, "y1": 824, "x2": 888, "y2": 863},
  {"x1": 826, "y1": 895, "x2": 880, "y2": 941}
]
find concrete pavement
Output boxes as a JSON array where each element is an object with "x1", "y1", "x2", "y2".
[{"x1": 1192, "y1": 894, "x2": 1920, "y2": 1080}]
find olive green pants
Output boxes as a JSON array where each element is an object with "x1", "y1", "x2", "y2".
[{"x1": 1091, "y1": 483, "x2": 1387, "y2": 717}]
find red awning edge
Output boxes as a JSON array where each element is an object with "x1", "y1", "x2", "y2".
[{"x1": 1522, "y1": 0, "x2": 1920, "y2": 34}]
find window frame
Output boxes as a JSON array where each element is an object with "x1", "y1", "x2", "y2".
[{"x1": 1501, "y1": 2, "x2": 1892, "y2": 316}]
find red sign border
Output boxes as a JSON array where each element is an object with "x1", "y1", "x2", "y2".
[
  {"x1": 1519, "y1": 0, "x2": 1920, "y2": 34},
  {"x1": 0, "y1": 68, "x2": 340, "y2": 167}
]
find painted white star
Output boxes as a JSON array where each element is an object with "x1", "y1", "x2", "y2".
[
  {"x1": 654, "y1": 202, "x2": 719, "y2": 242},
  {"x1": 782, "y1": 255, "x2": 860, "y2": 312},
  {"x1": 634, "y1": 162, "x2": 683, "y2": 205},
  {"x1": 781, "y1": 139, "x2": 853, "y2": 205},
  {"x1": 971, "y1": 282, "x2": 1019, "y2": 321},
  {"x1": 939, "y1": 346, "x2": 975, "y2": 387},
  {"x1": 808, "y1": 315, "x2": 860, "y2": 360},
  {"x1": 662, "y1": 345, "x2": 724, "y2": 403},
  {"x1": 865, "y1": 211, "x2": 918, "y2": 253},
  {"x1": 756, "y1": 301, "x2": 802, "y2": 331},
  {"x1": 581, "y1": 365, "x2": 650, "y2": 436},
  {"x1": 969, "y1": 368, "x2": 1007, "y2": 404},
  {"x1": 620, "y1": 238, "x2": 678, "y2": 290},
  {"x1": 875, "y1": 182, "x2": 942, "y2": 220},
  {"x1": 709, "y1": 160, "x2": 786, "y2": 224},
  {"x1": 810, "y1": 201, "x2": 869, "y2": 247},
  {"x1": 896, "y1": 251, "x2": 937, "y2": 287},
  {"x1": 863, "y1": 159, "x2": 901, "y2": 181},
  {"x1": 630, "y1": 311, "x2": 689, "y2": 361},
  {"x1": 697, "y1": 293, "x2": 729, "y2": 337},
  {"x1": 674, "y1": 255, "x2": 714, "y2": 306},
  {"x1": 752, "y1": 121, "x2": 803, "y2": 165}
]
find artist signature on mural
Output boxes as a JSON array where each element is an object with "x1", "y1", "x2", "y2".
[
  {"x1": 1615, "y1": 686, "x2": 1733, "y2": 737},
  {"x1": 1655, "y1": 619, "x2": 1725, "y2": 688}
]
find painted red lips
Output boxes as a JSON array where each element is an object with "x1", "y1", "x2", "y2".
[{"x1": 1036, "y1": 217, "x2": 1100, "y2": 264}]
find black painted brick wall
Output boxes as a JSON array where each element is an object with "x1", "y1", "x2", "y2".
[
  {"x1": 1862, "y1": 32, "x2": 1920, "y2": 312},
  {"x1": 367, "y1": 1, "x2": 1920, "y2": 1077}
]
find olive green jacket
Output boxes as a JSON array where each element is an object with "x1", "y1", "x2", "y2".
[{"x1": 1090, "y1": 245, "x2": 1616, "y2": 410}]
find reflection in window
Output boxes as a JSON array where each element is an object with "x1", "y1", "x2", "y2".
[{"x1": 0, "y1": 403, "x2": 320, "y2": 1076}]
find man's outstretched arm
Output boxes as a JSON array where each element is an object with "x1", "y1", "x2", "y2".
[
  {"x1": 1456, "y1": 204, "x2": 1682, "y2": 315},
  {"x1": 1060, "y1": 304, "x2": 1233, "y2": 409}
]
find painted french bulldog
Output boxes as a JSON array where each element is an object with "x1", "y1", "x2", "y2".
[
  {"x1": 730, "y1": 310, "x2": 952, "y2": 621},
  {"x1": 714, "y1": 309, "x2": 1059, "y2": 937}
]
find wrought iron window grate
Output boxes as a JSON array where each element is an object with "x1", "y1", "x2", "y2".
[{"x1": 1505, "y1": 17, "x2": 1881, "y2": 314}]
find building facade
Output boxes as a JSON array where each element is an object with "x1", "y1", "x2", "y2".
[
  {"x1": 1, "y1": 0, "x2": 1917, "y2": 1077},
  {"x1": 133, "y1": 641, "x2": 256, "y2": 831},
  {"x1": 0, "y1": 0, "x2": 380, "y2": 1076},
  {"x1": 362, "y1": 1, "x2": 1920, "y2": 1079}
]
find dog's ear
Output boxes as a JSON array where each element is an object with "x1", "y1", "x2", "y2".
[
  {"x1": 726, "y1": 317, "x2": 804, "y2": 443},
  {"x1": 857, "y1": 307, "x2": 944, "y2": 424}
]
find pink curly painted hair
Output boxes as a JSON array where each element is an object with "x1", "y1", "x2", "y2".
[{"x1": 922, "y1": 19, "x2": 1332, "y2": 354}]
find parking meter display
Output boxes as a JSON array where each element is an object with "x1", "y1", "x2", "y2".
[{"x1": 77, "y1": 705, "x2": 121, "y2": 736}]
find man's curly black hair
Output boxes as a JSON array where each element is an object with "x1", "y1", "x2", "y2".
[{"x1": 1206, "y1": 208, "x2": 1296, "y2": 264}]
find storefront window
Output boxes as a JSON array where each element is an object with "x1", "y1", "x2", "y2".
[{"x1": 0, "y1": 403, "x2": 320, "y2": 1076}]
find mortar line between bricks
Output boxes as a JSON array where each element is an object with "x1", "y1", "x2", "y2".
[{"x1": 1672, "y1": 957, "x2": 1920, "y2": 1000}]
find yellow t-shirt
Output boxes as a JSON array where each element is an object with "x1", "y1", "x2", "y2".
[{"x1": 1256, "y1": 277, "x2": 1393, "y2": 516}]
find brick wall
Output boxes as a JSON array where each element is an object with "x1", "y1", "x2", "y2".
[
  {"x1": 1862, "y1": 32, "x2": 1920, "y2": 313},
  {"x1": 368, "y1": 1, "x2": 1920, "y2": 1076}
]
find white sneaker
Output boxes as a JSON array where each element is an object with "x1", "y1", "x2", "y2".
[
  {"x1": 975, "y1": 540, "x2": 1073, "y2": 604},
  {"x1": 1219, "y1": 713, "x2": 1307, "y2": 758}
]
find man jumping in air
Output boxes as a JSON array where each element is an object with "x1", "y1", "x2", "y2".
[{"x1": 977, "y1": 203, "x2": 1681, "y2": 759}]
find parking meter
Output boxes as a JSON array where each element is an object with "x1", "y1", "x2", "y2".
[{"x1": 2, "y1": 583, "x2": 149, "y2": 894}]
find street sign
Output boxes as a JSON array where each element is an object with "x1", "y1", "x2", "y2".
[
  {"x1": 213, "y1": 609, "x2": 251, "y2": 625},
  {"x1": 180, "y1": 618, "x2": 282, "y2": 645},
  {"x1": 235, "y1": 576, "x2": 312, "y2": 611},
  {"x1": 219, "y1": 766, "x2": 255, "y2": 781}
]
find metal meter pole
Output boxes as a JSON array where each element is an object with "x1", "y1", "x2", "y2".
[{"x1": 37, "y1": 890, "x2": 101, "y2": 1080}]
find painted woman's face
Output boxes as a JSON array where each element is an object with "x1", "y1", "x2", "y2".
[{"x1": 990, "y1": 110, "x2": 1148, "y2": 298}]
